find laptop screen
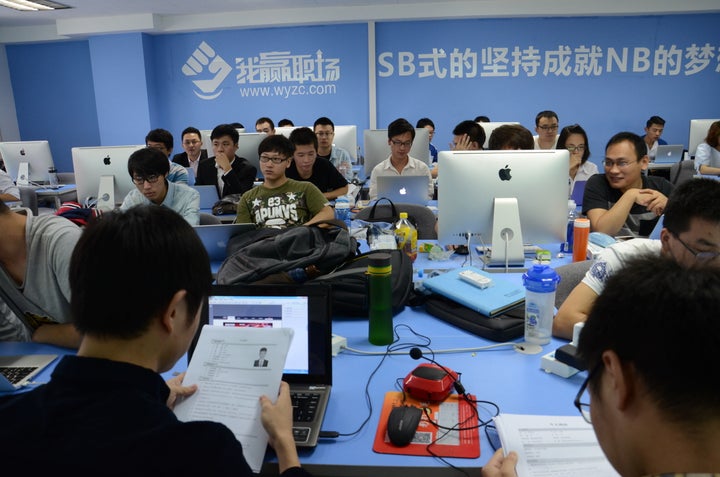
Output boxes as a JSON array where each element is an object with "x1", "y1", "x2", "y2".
[{"x1": 188, "y1": 283, "x2": 332, "y2": 385}]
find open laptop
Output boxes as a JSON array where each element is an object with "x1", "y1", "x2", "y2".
[
  {"x1": 376, "y1": 175, "x2": 429, "y2": 204},
  {"x1": 192, "y1": 184, "x2": 219, "y2": 210},
  {"x1": 189, "y1": 283, "x2": 333, "y2": 448},
  {"x1": 0, "y1": 354, "x2": 57, "y2": 392},
  {"x1": 654, "y1": 144, "x2": 685, "y2": 164},
  {"x1": 193, "y1": 223, "x2": 255, "y2": 273}
]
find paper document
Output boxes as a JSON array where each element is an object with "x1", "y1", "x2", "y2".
[
  {"x1": 493, "y1": 414, "x2": 620, "y2": 477},
  {"x1": 174, "y1": 325, "x2": 294, "y2": 473}
]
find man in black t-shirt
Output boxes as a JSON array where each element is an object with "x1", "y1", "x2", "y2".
[{"x1": 287, "y1": 127, "x2": 348, "y2": 200}]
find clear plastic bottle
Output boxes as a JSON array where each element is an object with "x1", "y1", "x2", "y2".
[
  {"x1": 368, "y1": 253, "x2": 393, "y2": 345},
  {"x1": 561, "y1": 199, "x2": 577, "y2": 253},
  {"x1": 394, "y1": 212, "x2": 417, "y2": 262},
  {"x1": 334, "y1": 195, "x2": 351, "y2": 228},
  {"x1": 48, "y1": 167, "x2": 59, "y2": 187}
]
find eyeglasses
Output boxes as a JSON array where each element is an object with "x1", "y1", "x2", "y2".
[
  {"x1": 603, "y1": 159, "x2": 637, "y2": 169},
  {"x1": 183, "y1": 140, "x2": 200, "y2": 146},
  {"x1": 566, "y1": 145, "x2": 586, "y2": 153},
  {"x1": 315, "y1": 132, "x2": 334, "y2": 137},
  {"x1": 574, "y1": 364, "x2": 602, "y2": 424},
  {"x1": 391, "y1": 140, "x2": 413, "y2": 148},
  {"x1": 259, "y1": 155, "x2": 287, "y2": 164},
  {"x1": 132, "y1": 174, "x2": 161, "y2": 185},
  {"x1": 538, "y1": 125, "x2": 558, "y2": 131},
  {"x1": 673, "y1": 234, "x2": 720, "y2": 262}
]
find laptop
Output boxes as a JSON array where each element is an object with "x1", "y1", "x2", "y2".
[
  {"x1": 193, "y1": 223, "x2": 255, "y2": 272},
  {"x1": 0, "y1": 354, "x2": 57, "y2": 392},
  {"x1": 654, "y1": 144, "x2": 685, "y2": 164},
  {"x1": 189, "y1": 283, "x2": 333, "y2": 448},
  {"x1": 192, "y1": 184, "x2": 220, "y2": 210},
  {"x1": 376, "y1": 175, "x2": 429, "y2": 204},
  {"x1": 570, "y1": 180, "x2": 587, "y2": 206}
]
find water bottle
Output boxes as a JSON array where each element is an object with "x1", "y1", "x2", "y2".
[
  {"x1": 334, "y1": 196, "x2": 351, "y2": 228},
  {"x1": 522, "y1": 264, "x2": 561, "y2": 345},
  {"x1": 394, "y1": 212, "x2": 417, "y2": 262},
  {"x1": 561, "y1": 199, "x2": 576, "y2": 253},
  {"x1": 368, "y1": 253, "x2": 393, "y2": 345},
  {"x1": 48, "y1": 167, "x2": 59, "y2": 187}
]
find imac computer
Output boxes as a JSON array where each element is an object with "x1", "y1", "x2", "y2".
[
  {"x1": 72, "y1": 145, "x2": 144, "y2": 210},
  {"x1": 688, "y1": 119, "x2": 720, "y2": 157},
  {"x1": 275, "y1": 126, "x2": 298, "y2": 138},
  {"x1": 478, "y1": 122, "x2": 521, "y2": 149},
  {"x1": 200, "y1": 128, "x2": 246, "y2": 152},
  {"x1": 363, "y1": 128, "x2": 431, "y2": 176},
  {"x1": 236, "y1": 132, "x2": 268, "y2": 179},
  {"x1": 0, "y1": 140, "x2": 56, "y2": 185},
  {"x1": 437, "y1": 149, "x2": 569, "y2": 269},
  {"x1": 332, "y1": 125, "x2": 358, "y2": 161}
]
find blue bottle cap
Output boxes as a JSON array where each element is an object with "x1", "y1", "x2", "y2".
[{"x1": 522, "y1": 264, "x2": 561, "y2": 293}]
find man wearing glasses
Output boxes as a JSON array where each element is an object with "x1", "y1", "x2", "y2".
[
  {"x1": 367, "y1": 118, "x2": 433, "y2": 201},
  {"x1": 235, "y1": 135, "x2": 333, "y2": 228},
  {"x1": 195, "y1": 124, "x2": 257, "y2": 199},
  {"x1": 583, "y1": 131, "x2": 674, "y2": 237},
  {"x1": 313, "y1": 116, "x2": 354, "y2": 182},
  {"x1": 554, "y1": 177, "x2": 720, "y2": 339},
  {"x1": 484, "y1": 255, "x2": 720, "y2": 477},
  {"x1": 172, "y1": 126, "x2": 208, "y2": 178},
  {"x1": 120, "y1": 147, "x2": 200, "y2": 225},
  {"x1": 145, "y1": 128, "x2": 190, "y2": 185},
  {"x1": 532, "y1": 110, "x2": 559, "y2": 150}
]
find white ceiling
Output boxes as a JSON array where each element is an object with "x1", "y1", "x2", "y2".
[{"x1": 0, "y1": 0, "x2": 718, "y2": 44}]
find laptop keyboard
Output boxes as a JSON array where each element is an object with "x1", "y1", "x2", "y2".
[
  {"x1": 291, "y1": 391, "x2": 321, "y2": 443},
  {"x1": 0, "y1": 366, "x2": 35, "y2": 385}
]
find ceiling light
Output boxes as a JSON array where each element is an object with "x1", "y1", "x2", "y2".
[{"x1": 0, "y1": 0, "x2": 70, "y2": 11}]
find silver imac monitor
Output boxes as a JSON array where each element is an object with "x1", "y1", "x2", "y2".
[
  {"x1": 0, "y1": 140, "x2": 55, "y2": 185},
  {"x1": 688, "y1": 119, "x2": 720, "y2": 157},
  {"x1": 236, "y1": 132, "x2": 268, "y2": 179},
  {"x1": 362, "y1": 128, "x2": 430, "y2": 176},
  {"x1": 478, "y1": 122, "x2": 521, "y2": 149},
  {"x1": 72, "y1": 145, "x2": 144, "y2": 209},
  {"x1": 437, "y1": 149, "x2": 569, "y2": 268},
  {"x1": 275, "y1": 126, "x2": 299, "y2": 138},
  {"x1": 332, "y1": 125, "x2": 358, "y2": 161}
]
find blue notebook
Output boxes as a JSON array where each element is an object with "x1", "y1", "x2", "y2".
[{"x1": 422, "y1": 267, "x2": 525, "y2": 317}]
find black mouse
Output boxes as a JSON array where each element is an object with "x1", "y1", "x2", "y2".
[
  {"x1": 386, "y1": 405, "x2": 423, "y2": 447},
  {"x1": 454, "y1": 244, "x2": 469, "y2": 255}
]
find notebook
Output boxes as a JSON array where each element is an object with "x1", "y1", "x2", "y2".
[
  {"x1": 376, "y1": 175, "x2": 429, "y2": 204},
  {"x1": 653, "y1": 144, "x2": 684, "y2": 164},
  {"x1": 0, "y1": 354, "x2": 57, "y2": 392},
  {"x1": 422, "y1": 266, "x2": 526, "y2": 317},
  {"x1": 192, "y1": 184, "x2": 220, "y2": 210},
  {"x1": 193, "y1": 223, "x2": 255, "y2": 271},
  {"x1": 188, "y1": 283, "x2": 333, "y2": 448}
]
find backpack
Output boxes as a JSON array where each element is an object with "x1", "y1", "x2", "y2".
[
  {"x1": 313, "y1": 248, "x2": 415, "y2": 317},
  {"x1": 216, "y1": 220, "x2": 359, "y2": 285}
]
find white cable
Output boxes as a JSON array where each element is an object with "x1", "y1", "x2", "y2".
[{"x1": 342, "y1": 342, "x2": 518, "y2": 356}]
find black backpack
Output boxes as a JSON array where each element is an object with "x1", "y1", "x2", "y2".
[{"x1": 313, "y1": 248, "x2": 415, "y2": 317}]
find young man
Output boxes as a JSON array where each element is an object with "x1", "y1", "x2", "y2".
[
  {"x1": 286, "y1": 127, "x2": 348, "y2": 200},
  {"x1": 235, "y1": 134, "x2": 333, "y2": 228},
  {"x1": 488, "y1": 124, "x2": 534, "y2": 150},
  {"x1": 641, "y1": 115, "x2": 667, "y2": 160},
  {"x1": 554, "y1": 177, "x2": 720, "y2": 339},
  {"x1": 368, "y1": 118, "x2": 433, "y2": 201},
  {"x1": 533, "y1": 110, "x2": 559, "y2": 149},
  {"x1": 255, "y1": 116, "x2": 276, "y2": 135},
  {"x1": 0, "y1": 198, "x2": 82, "y2": 347},
  {"x1": 583, "y1": 131, "x2": 673, "y2": 237},
  {"x1": 195, "y1": 124, "x2": 257, "y2": 199},
  {"x1": 431, "y1": 120, "x2": 486, "y2": 178},
  {"x1": 120, "y1": 147, "x2": 200, "y2": 225},
  {"x1": 145, "y1": 128, "x2": 189, "y2": 184},
  {"x1": 313, "y1": 116, "x2": 354, "y2": 182},
  {"x1": 172, "y1": 126, "x2": 208, "y2": 177},
  {"x1": 484, "y1": 255, "x2": 720, "y2": 477},
  {"x1": 416, "y1": 117, "x2": 438, "y2": 164},
  {"x1": 0, "y1": 206, "x2": 310, "y2": 476}
]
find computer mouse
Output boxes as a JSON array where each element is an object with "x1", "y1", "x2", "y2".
[
  {"x1": 454, "y1": 244, "x2": 469, "y2": 255},
  {"x1": 386, "y1": 405, "x2": 423, "y2": 447}
]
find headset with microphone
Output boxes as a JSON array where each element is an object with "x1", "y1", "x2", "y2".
[{"x1": 403, "y1": 347, "x2": 464, "y2": 401}]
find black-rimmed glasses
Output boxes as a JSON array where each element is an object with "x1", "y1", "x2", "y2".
[
  {"x1": 673, "y1": 234, "x2": 720, "y2": 262},
  {"x1": 574, "y1": 364, "x2": 602, "y2": 424},
  {"x1": 132, "y1": 174, "x2": 160, "y2": 185}
]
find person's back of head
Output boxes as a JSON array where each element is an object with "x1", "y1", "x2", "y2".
[
  {"x1": 663, "y1": 177, "x2": 720, "y2": 235},
  {"x1": 646, "y1": 115, "x2": 666, "y2": 128},
  {"x1": 387, "y1": 118, "x2": 415, "y2": 140},
  {"x1": 578, "y1": 254, "x2": 720, "y2": 426},
  {"x1": 474, "y1": 115, "x2": 490, "y2": 123},
  {"x1": 488, "y1": 124, "x2": 534, "y2": 150},
  {"x1": 70, "y1": 205, "x2": 212, "y2": 341},
  {"x1": 535, "y1": 110, "x2": 558, "y2": 127},
  {"x1": 229, "y1": 122, "x2": 245, "y2": 129},
  {"x1": 277, "y1": 119, "x2": 294, "y2": 127},
  {"x1": 211, "y1": 124, "x2": 240, "y2": 144},
  {"x1": 288, "y1": 127, "x2": 317, "y2": 151},
  {"x1": 453, "y1": 120, "x2": 486, "y2": 148},
  {"x1": 258, "y1": 134, "x2": 294, "y2": 159},
  {"x1": 127, "y1": 147, "x2": 170, "y2": 178},
  {"x1": 145, "y1": 128, "x2": 174, "y2": 150},
  {"x1": 605, "y1": 131, "x2": 646, "y2": 161}
]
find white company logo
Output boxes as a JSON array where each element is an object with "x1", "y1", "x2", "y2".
[{"x1": 181, "y1": 41, "x2": 232, "y2": 100}]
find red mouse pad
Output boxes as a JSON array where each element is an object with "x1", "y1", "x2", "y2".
[{"x1": 372, "y1": 391, "x2": 480, "y2": 458}]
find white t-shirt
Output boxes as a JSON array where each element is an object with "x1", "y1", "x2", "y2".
[{"x1": 582, "y1": 238, "x2": 662, "y2": 295}]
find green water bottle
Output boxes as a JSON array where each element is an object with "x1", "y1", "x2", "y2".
[{"x1": 368, "y1": 253, "x2": 393, "y2": 345}]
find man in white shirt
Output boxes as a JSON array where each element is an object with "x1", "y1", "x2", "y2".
[
  {"x1": 533, "y1": 110, "x2": 559, "y2": 149},
  {"x1": 641, "y1": 115, "x2": 667, "y2": 161}
]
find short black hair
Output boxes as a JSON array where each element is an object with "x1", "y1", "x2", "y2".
[
  {"x1": 70, "y1": 206, "x2": 212, "y2": 339},
  {"x1": 474, "y1": 115, "x2": 490, "y2": 123},
  {"x1": 387, "y1": 118, "x2": 415, "y2": 141},
  {"x1": 416, "y1": 118, "x2": 435, "y2": 129},
  {"x1": 578, "y1": 255, "x2": 720, "y2": 424},
  {"x1": 127, "y1": 147, "x2": 170, "y2": 178},
  {"x1": 557, "y1": 124, "x2": 591, "y2": 164},
  {"x1": 534, "y1": 110, "x2": 558, "y2": 127},
  {"x1": 145, "y1": 128, "x2": 174, "y2": 149},
  {"x1": 181, "y1": 127, "x2": 201, "y2": 140},
  {"x1": 452, "y1": 120, "x2": 486, "y2": 147},
  {"x1": 258, "y1": 134, "x2": 294, "y2": 158},
  {"x1": 605, "y1": 131, "x2": 646, "y2": 162},
  {"x1": 663, "y1": 178, "x2": 720, "y2": 235},
  {"x1": 313, "y1": 117, "x2": 335, "y2": 130},
  {"x1": 289, "y1": 127, "x2": 318, "y2": 151},
  {"x1": 277, "y1": 119, "x2": 294, "y2": 127},
  {"x1": 211, "y1": 124, "x2": 240, "y2": 143},
  {"x1": 255, "y1": 117, "x2": 275, "y2": 130},
  {"x1": 646, "y1": 116, "x2": 666, "y2": 128},
  {"x1": 488, "y1": 124, "x2": 534, "y2": 150}
]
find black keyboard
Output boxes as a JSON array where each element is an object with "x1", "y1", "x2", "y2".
[
  {"x1": 291, "y1": 391, "x2": 320, "y2": 422},
  {"x1": 0, "y1": 366, "x2": 35, "y2": 385}
]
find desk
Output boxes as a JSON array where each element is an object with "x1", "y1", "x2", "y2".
[{"x1": 34, "y1": 184, "x2": 78, "y2": 209}]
